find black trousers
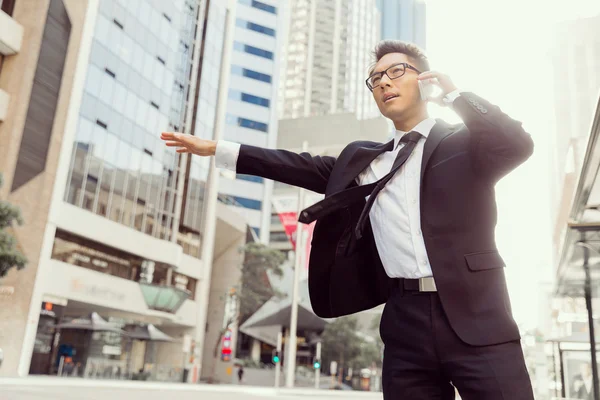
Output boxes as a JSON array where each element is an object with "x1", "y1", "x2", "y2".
[{"x1": 380, "y1": 285, "x2": 534, "y2": 400}]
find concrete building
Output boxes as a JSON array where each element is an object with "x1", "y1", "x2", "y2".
[
  {"x1": 548, "y1": 13, "x2": 600, "y2": 399},
  {"x1": 0, "y1": 0, "x2": 246, "y2": 383},
  {"x1": 375, "y1": 0, "x2": 426, "y2": 47},
  {"x1": 278, "y1": 0, "x2": 381, "y2": 121},
  {"x1": 217, "y1": 0, "x2": 287, "y2": 242},
  {"x1": 549, "y1": 14, "x2": 600, "y2": 268},
  {"x1": 269, "y1": 112, "x2": 390, "y2": 251}
]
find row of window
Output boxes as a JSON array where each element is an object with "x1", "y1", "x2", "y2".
[
  {"x1": 226, "y1": 114, "x2": 269, "y2": 133},
  {"x1": 236, "y1": 174, "x2": 264, "y2": 183},
  {"x1": 231, "y1": 65, "x2": 272, "y2": 84},
  {"x1": 231, "y1": 196, "x2": 262, "y2": 210},
  {"x1": 233, "y1": 41, "x2": 273, "y2": 60},
  {"x1": 229, "y1": 90, "x2": 270, "y2": 108},
  {"x1": 238, "y1": 0, "x2": 277, "y2": 14},
  {"x1": 236, "y1": 19, "x2": 276, "y2": 37}
]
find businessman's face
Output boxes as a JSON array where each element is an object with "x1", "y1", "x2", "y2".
[{"x1": 369, "y1": 53, "x2": 423, "y2": 121}]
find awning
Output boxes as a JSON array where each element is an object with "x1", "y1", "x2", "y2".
[
  {"x1": 138, "y1": 283, "x2": 190, "y2": 314},
  {"x1": 55, "y1": 312, "x2": 124, "y2": 334},
  {"x1": 124, "y1": 324, "x2": 175, "y2": 342}
]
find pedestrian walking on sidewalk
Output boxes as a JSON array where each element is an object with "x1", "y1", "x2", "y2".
[{"x1": 237, "y1": 365, "x2": 244, "y2": 384}]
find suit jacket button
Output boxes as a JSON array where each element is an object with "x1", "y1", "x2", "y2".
[{"x1": 481, "y1": 108, "x2": 488, "y2": 114}]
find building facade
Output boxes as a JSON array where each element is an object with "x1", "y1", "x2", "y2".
[
  {"x1": 548, "y1": 13, "x2": 600, "y2": 400},
  {"x1": 0, "y1": 0, "x2": 245, "y2": 383},
  {"x1": 217, "y1": 0, "x2": 286, "y2": 242},
  {"x1": 549, "y1": 14, "x2": 600, "y2": 265},
  {"x1": 375, "y1": 0, "x2": 426, "y2": 47},
  {"x1": 278, "y1": 0, "x2": 380, "y2": 121}
]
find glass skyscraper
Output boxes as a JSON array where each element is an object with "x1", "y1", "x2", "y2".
[{"x1": 64, "y1": 0, "x2": 195, "y2": 241}]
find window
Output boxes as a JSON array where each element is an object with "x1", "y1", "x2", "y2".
[
  {"x1": 236, "y1": 19, "x2": 276, "y2": 37},
  {"x1": 232, "y1": 196, "x2": 262, "y2": 210},
  {"x1": 229, "y1": 90, "x2": 270, "y2": 108},
  {"x1": 251, "y1": 0, "x2": 276, "y2": 14},
  {"x1": 270, "y1": 232, "x2": 290, "y2": 242},
  {"x1": 239, "y1": 0, "x2": 277, "y2": 14},
  {"x1": 231, "y1": 65, "x2": 272, "y2": 83},
  {"x1": 226, "y1": 114, "x2": 269, "y2": 132},
  {"x1": 113, "y1": 18, "x2": 124, "y2": 30},
  {"x1": 241, "y1": 93, "x2": 269, "y2": 107},
  {"x1": 236, "y1": 174, "x2": 264, "y2": 183},
  {"x1": 233, "y1": 42, "x2": 273, "y2": 60}
]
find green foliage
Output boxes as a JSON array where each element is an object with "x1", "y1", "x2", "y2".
[
  {"x1": 321, "y1": 315, "x2": 384, "y2": 373},
  {"x1": 349, "y1": 337, "x2": 384, "y2": 370},
  {"x1": 237, "y1": 242, "x2": 286, "y2": 324},
  {"x1": 320, "y1": 316, "x2": 362, "y2": 371},
  {"x1": 0, "y1": 174, "x2": 27, "y2": 278}
]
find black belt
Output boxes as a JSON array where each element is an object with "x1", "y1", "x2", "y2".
[{"x1": 392, "y1": 277, "x2": 437, "y2": 292}]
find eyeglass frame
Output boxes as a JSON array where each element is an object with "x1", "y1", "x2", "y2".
[{"x1": 365, "y1": 62, "x2": 422, "y2": 92}]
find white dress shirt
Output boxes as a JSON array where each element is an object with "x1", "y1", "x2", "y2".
[
  {"x1": 355, "y1": 117, "x2": 435, "y2": 278},
  {"x1": 215, "y1": 91, "x2": 462, "y2": 279}
]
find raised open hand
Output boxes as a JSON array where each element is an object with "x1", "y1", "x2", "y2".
[{"x1": 160, "y1": 132, "x2": 217, "y2": 156}]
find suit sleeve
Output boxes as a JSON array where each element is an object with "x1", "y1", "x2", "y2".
[
  {"x1": 452, "y1": 92, "x2": 534, "y2": 182},
  {"x1": 236, "y1": 144, "x2": 336, "y2": 194}
]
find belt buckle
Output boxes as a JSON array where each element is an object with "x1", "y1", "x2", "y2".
[{"x1": 418, "y1": 277, "x2": 437, "y2": 292}]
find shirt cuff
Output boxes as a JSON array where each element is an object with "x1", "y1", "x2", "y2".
[
  {"x1": 443, "y1": 89, "x2": 463, "y2": 104},
  {"x1": 215, "y1": 140, "x2": 241, "y2": 171}
]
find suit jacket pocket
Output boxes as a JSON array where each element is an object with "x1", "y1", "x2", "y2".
[{"x1": 464, "y1": 250, "x2": 505, "y2": 271}]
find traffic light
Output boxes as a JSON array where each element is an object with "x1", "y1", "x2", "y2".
[
  {"x1": 272, "y1": 349, "x2": 280, "y2": 364},
  {"x1": 313, "y1": 357, "x2": 321, "y2": 370}
]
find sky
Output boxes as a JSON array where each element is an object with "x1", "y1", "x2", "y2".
[{"x1": 424, "y1": 0, "x2": 600, "y2": 330}]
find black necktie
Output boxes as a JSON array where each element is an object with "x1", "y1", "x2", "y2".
[{"x1": 298, "y1": 131, "x2": 422, "y2": 240}]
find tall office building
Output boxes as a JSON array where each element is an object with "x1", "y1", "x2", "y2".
[
  {"x1": 375, "y1": 0, "x2": 426, "y2": 47},
  {"x1": 217, "y1": 0, "x2": 286, "y2": 242},
  {"x1": 0, "y1": 0, "x2": 245, "y2": 383},
  {"x1": 278, "y1": 0, "x2": 381, "y2": 121}
]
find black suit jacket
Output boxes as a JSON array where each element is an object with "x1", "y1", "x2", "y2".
[{"x1": 236, "y1": 93, "x2": 534, "y2": 347}]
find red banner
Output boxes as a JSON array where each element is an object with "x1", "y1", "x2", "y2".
[{"x1": 272, "y1": 196, "x2": 300, "y2": 249}]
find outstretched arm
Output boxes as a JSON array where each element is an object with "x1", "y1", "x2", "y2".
[{"x1": 160, "y1": 133, "x2": 336, "y2": 194}]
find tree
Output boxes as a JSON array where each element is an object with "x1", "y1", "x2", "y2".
[
  {"x1": 0, "y1": 173, "x2": 27, "y2": 278},
  {"x1": 320, "y1": 316, "x2": 362, "y2": 384},
  {"x1": 350, "y1": 337, "x2": 383, "y2": 370},
  {"x1": 237, "y1": 242, "x2": 285, "y2": 324},
  {"x1": 206, "y1": 242, "x2": 286, "y2": 383}
]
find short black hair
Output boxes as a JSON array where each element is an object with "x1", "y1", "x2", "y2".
[{"x1": 369, "y1": 40, "x2": 430, "y2": 75}]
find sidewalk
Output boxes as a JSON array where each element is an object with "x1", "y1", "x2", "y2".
[{"x1": 0, "y1": 376, "x2": 382, "y2": 398}]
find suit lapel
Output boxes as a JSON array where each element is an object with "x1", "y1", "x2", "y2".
[
  {"x1": 420, "y1": 119, "x2": 456, "y2": 181},
  {"x1": 337, "y1": 140, "x2": 394, "y2": 191}
]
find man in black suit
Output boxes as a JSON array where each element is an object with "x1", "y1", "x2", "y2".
[{"x1": 161, "y1": 40, "x2": 534, "y2": 399}]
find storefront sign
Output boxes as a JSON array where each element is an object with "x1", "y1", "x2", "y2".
[
  {"x1": 102, "y1": 345, "x2": 121, "y2": 356},
  {"x1": 70, "y1": 279, "x2": 126, "y2": 303}
]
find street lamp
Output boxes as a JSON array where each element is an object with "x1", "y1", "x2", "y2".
[{"x1": 574, "y1": 240, "x2": 600, "y2": 400}]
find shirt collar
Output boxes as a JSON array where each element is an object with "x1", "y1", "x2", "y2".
[{"x1": 394, "y1": 117, "x2": 437, "y2": 149}]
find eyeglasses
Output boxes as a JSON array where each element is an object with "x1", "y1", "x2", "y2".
[{"x1": 365, "y1": 63, "x2": 421, "y2": 92}]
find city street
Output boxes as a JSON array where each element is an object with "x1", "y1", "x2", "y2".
[{"x1": 1, "y1": 377, "x2": 382, "y2": 400}]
